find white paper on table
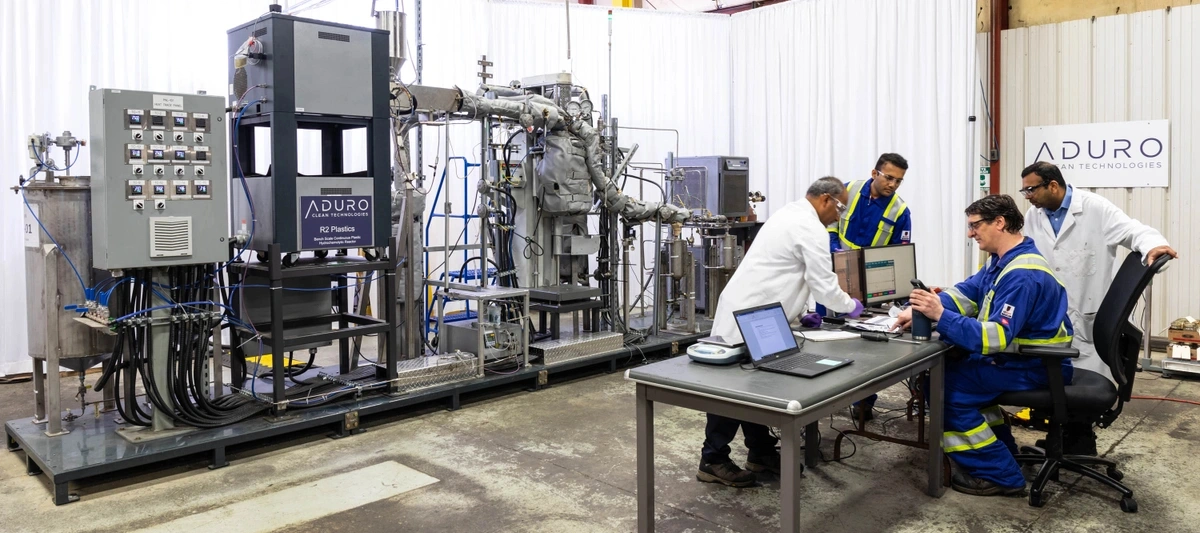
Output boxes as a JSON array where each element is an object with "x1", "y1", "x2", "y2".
[
  {"x1": 845, "y1": 316, "x2": 899, "y2": 332},
  {"x1": 794, "y1": 330, "x2": 861, "y2": 342}
]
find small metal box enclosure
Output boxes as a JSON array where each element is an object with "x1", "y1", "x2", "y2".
[
  {"x1": 669, "y1": 156, "x2": 750, "y2": 218},
  {"x1": 226, "y1": 14, "x2": 380, "y2": 117},
  {"x1": 88, "y1": 88, "x2": 229, "y2": 269}
]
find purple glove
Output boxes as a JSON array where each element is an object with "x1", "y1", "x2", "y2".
[
  {"x1": 847, "y1": 298, "x2": 865, "y2": 318},
  {"x1": 800, "y1": 313, "x2": 822, "y2": 328}
]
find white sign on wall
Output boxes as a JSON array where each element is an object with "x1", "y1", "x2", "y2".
[{"x1": 1024, "y1": 120, "x2": 1169, "y2": 188}]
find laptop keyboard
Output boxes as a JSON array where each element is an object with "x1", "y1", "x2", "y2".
[{"x1": 763, "y1": 352, "x2": 825, "y2": 371}]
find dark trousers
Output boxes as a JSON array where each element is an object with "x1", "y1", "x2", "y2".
[{"x1": 700, "y1": 413, "x2": 779, "y2": 465}]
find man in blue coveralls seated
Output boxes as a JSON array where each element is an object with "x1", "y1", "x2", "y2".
[
  {"x1": 822, "y1": 152, "x2": 912, "y2": 422},
  {"x1": 893, "y1": 194, "x2": 1074, "y2": 496}
]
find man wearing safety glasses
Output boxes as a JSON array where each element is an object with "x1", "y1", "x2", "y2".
[
  {"x1": 1019, "y1": 161, "x2": 1177, "y2": 455},
  {"x1": 697, "y1": 177, "x2": 864, "y2": 488},
  {"x1": 823, "y1": 152, "x2": 912, "y2": 421},
  {"x1": 827, "y1": 153, "x2": 913, "y2": 252}
]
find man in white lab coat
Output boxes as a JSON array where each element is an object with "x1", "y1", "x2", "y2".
[
  {"x1": 698, "y1": 177, "x2": 864, "y2": 487},
  {"x1": 1019, "y1": 161, "x2": 1177, "y2": 453}
]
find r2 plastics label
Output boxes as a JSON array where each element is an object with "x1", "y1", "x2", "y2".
[{"x1": 299, "y1": 195, "x2": 372, "y2": 249}]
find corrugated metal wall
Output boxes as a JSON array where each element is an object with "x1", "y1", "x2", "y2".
[{"x1": 999, "y1": 6, "x2": 1198, "y2": 334}]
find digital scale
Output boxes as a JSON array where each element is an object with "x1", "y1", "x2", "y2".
[{"x1": 686, "y1": 342, "x2": 746, "y2": 365}]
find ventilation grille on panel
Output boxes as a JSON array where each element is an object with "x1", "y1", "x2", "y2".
[
  {"x1": 252, "y1": 28, "x2": 267, "y2": 38},
  {"x1": 318, "y1": 31, "x2": 350, "y2": 42},
  {"x1": 320, "y1": 188, "x2": 353, "y2": 195},
  {"x1": 149, "y1": 217, "x2": 193, "y2": 258}
]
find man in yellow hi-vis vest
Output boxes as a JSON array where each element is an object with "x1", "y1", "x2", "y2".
[
  {"x1": 827, "y1": 153, "x2": 912, "y2": 252},
  {"x1": 823, "y1": 153, "x2": 910, "y2": 422}
]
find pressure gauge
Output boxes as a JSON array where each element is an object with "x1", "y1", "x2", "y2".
[
  {"x1": 579, "y1": 99, "x2": 594, "y2": 115},
  {"x1": 565, "y1": 101, "x2": 582, "y2": 116}
]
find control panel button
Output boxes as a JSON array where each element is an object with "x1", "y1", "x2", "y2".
[
  {"x1": 127, "y1": 180, "x2": 146, "y2": 199},
  {"x1": 127, "y1": 111, "x2": 144, "y2": 128},
  {"x1": 193, "y1": 179, "x2": 211, "y2": 199}
]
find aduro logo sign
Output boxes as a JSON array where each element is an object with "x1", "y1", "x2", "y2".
[
  {"x1": 1024, "y1": 120, "x2": 1169, "y2": 188},
  {"x1": 304, "y1": 197, "x2": 371, "y2": 218}
]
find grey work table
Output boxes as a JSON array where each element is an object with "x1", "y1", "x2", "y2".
[{"x1": 625, "y1": 334, "x2": 950, "y2": 533}]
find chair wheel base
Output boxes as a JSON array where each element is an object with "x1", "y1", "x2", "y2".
[
  {"x1": 1107, "y1": 467, "x2": 1124, "y2": 481},
  {"x1": 1121, "y1": 497, "x2": 1138, "y2": 513},
  {"x1": 1029, "y1": 491, "x2": 1046, "y2": 508}
]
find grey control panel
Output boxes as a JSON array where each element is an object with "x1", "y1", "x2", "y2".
[{"x1": 89, "y1": 88, "x2": 229, "y2": 269}]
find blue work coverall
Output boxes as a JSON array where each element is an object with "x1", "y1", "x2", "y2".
[{"x1": 935, "y1": 237, "x2": 1074, "y2": 489}]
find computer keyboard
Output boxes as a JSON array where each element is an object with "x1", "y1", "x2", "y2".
[{"x1": 763, "y1": 352, "x2": 824, "y2": 371}]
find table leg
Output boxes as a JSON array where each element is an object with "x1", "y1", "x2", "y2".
[
  {"x1": 804, "y1": 421, "x2": 819, "y2": 468},
  {"x1": 781, "y1": 420, "x2": 803, "y2": 533},
  {"x1": 636, "y1": 384, "x2": 655, "y2": 533},
  {"x1": 927, "y1": 356, "x2": 946, "y2": 497}
]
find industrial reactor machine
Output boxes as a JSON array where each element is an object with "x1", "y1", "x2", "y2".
[{"x1": 6, "y1": 4, "x2": 754, "y2": 506}]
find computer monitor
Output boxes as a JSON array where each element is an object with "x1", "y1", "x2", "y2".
[
  {"x1": 832, "y1": 249, "x2": 865, "y2": 302},
  {"x1": 732, "y1": 303, "x2": 798, "y2": 362},
  {"x1": 862, "y1": 243, "x2": 918, "y2": 305}
]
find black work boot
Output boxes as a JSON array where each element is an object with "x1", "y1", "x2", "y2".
[
  {"x1": 951, "y1": 472, "x2": 1026, "y2": 497},
  {"x1": 850, "y1": 403, "x2": 874, "y2": 424},
  {"x1": 745, "y1": 451, "x2": 786, "y2": 476},
  {"x1": 698, "y1": 461, "x2": 756, "y2": 487}
]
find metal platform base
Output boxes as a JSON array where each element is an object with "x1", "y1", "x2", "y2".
[
  {"x1": 6, "y1": 330, "x2": 703, "y2": 506},
  {"x1": 532, "y1": 332, "x2": 625, "y2": 366}
]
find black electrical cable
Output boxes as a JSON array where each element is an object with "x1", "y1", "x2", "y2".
[{"x1": 457, "y1": 256, "x2": 502, "y2": 283}]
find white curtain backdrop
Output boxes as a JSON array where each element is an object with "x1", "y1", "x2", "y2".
[
  {"x1": 730, "y1": 0, "x2": 978, "y2": 287},
  {"x1": 1, "y1": 0, "x2": 973, "y2": 374}
]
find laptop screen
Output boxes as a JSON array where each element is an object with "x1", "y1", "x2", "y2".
[{"x1": 733, "y1": 304, "x2": 798, "y2": 362}]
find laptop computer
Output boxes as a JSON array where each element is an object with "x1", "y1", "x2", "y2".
[{"x1": 733, "y1": 303, "x2": 853, "y2": 378}]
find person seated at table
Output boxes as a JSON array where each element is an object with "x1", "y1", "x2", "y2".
[
  {"x1": 698, "y1": 177, "x2": 865, "y2": 487},
  {"x1": 894, "y1": 194, "x2": 1073, "y2": 496}
]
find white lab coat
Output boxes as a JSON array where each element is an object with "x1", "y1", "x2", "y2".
[
  {"x1": 1024, "y1": 187, "x2": 1169, "y2": 382},
  {"x1": 710, "y1": 199, "x2": 856, "y2": 344}
]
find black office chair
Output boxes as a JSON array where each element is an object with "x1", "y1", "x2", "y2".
[{"x1": 995, "y1": 252, "x2": 1171, "y2": 513}]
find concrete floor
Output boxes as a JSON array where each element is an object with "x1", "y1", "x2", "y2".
[{"x1": 2, "y1": 355, "x2": 1199, "y2": 533}]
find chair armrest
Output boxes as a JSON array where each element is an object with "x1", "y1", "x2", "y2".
[
  {"x1": 1016, "y1": 345, "x2": 1075, "y2": 426},
  {"x1": 1016, "y1": 345, "x2": 1079, "y2": 359}
]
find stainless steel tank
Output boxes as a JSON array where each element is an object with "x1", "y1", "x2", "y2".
[{"x1": 21, "y1": 177, "x2": 114, "y2": 436}]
